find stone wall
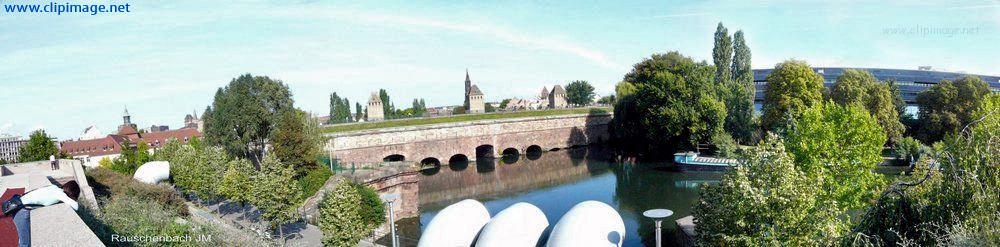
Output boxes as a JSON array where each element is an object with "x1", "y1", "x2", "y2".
[{"x1": 325, "y1": 113, "x2": 612, "y2": 164}]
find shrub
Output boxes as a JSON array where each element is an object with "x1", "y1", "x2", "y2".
[
  {"x1": 297, "y1": 166, "x2": 333, "y2": 201},
  {"x1": 892, "y1": 136, "x2": 928, "y2": 165},
  {"x1": 86, "y1": 167, "x2": 188, "y2": 216},
  {"x1": 319, "y1": 180, "x2": 385, "y2": 246},
  {"x1": 79, "y1": 195, "x2": 205, "y2": 247}
]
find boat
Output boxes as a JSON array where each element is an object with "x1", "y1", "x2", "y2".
[{"x1": 673, "y1": 152, "x2": 738, "y2": 171}]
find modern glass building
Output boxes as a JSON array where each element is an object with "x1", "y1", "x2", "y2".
[{"x1": 752, "y1": 67, "x2": 1000, "y2": 103}]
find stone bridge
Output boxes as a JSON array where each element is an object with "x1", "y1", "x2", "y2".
[{"x1": 325, "y1": 113, "x2": 613, "y2": 165}]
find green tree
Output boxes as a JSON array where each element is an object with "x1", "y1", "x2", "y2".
[
  {"x1": 354, "y1": 102, "x2": 364, "y2": 122},
  {"x1": 498, "y1": 98, "x2": 512, "y2": 109},
  {"x1": 712, "y1": 22, "x2": 733, "y2": 87},
  {"x1": 914, "y1": 76, "x2": 991, "y2": 143},
  {"x1": 271, "y1": 110, "x2": 323, "y2": 174},
  {"x1": 218, "y1": 158, "x2": 254, "y2": 206},
  {"x1": 485, "y1": 103, "x2": 496, "y2": 113},
  {"x1": 169, "y1": 145, "x2": 227, "y2": 201},
  {"x1": 726, "y1": 30, "x2": 756, "y2": 144},
  {"x1": 565, "y1": 80, "x2": 596, "y2": 106},
  {"x1": 17, "y1": 129, "x2": 60, "y2": 162},
  {"x1": 610, "y1": 52, "x2": 727, "y2": 156},
  {"x1": 318, "y1": 180, "x2": 385, "y2": 247},
  {"x1": 597, "y1": 95, "x2": 615, "y2": 105},
  {"x1": 785, "y1": 102, "x2": 887, "y2": 211},
  {"x1": 695, "y1": 134, "x2": 844, "y2": 245},
  {"x1": 761, "y1": 60, "x2": 825, "y2": 133},
  {"x1": 251, "y1": 153, "x2": 302, "y2": 246},
  {"x1": 204, "y1": 74, "x2": 294, "y2": 164},
  {"x1": 378, "y1": 89, "x2": 395, "y2": 119},
  {"x1": 828, "y1": 69, "x2": 905, "y2": 143}
]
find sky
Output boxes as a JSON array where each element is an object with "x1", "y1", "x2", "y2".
[{"x1": 1, "y1": 0, "x2": 998, "y2": 139}]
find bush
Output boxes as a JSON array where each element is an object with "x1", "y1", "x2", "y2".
[
  {"x1": 710, "y1": 132, "x2": 738, "y2": 158},
  {"x1": 86, "y1": 167, "x2": 188, "y2": 216},
  {"x1": 79, "y1": 195, "x2": 208, "y2": 247},
  {"x1": 297, "y1": 166, "x2": 333, "y2": 201},
  {"x1": 892, "y1": 136, "x2": 928, "y2": 165},
  {"x1": 319, "y1": 180, "x2": 385, "y2": 246}
]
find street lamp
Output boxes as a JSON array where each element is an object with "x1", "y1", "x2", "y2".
[
  {"x1": 380, "y1": 193, "x2": 401, "y2": 247},
  {"x1": 642, "y1": 208, "x2": 674, "y2": 247}
]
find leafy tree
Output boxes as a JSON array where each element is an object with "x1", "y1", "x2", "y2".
[
  {"x1": 251, "y1": 153, "x2": 302, "y2": 246},
  {"x1": 597, "y1": 95, "x2": 615, "y2": 105},
  {"x1": 271, "y1": 109, "x2": 324, "y2": 174},
  {"x1": 726, "y1": 30, "x2": 756, "y2": 144},
  {"x1": 712, "y1": 22, "x2": 733, "y2": 87},
  {"x1": 170, "y1": 145, "x2": 227, "y2": 201},
  {"x1": 565, "y1": 80, "x2": 596, "y2": 106},
  {"x1": 498, "y1": 99, "x2": 511, "y2": 109},
  {"x1": 761, "y1": 60, "x2": 825, "y2": 133},
  {"x1": 218, "y1": 158, "x2": 254, "y2": 206},
  {"x1": 354, "y1": 102, "x2": 364, "y2": 122},
  {"x1": 378, "y1": 89, "x2": 396, "y2": 119},
  {"x1": 914, "y1": 76, "x2": 991, "y2": 143},
  {"x1": 204, "y1": 74, "x2": 294, "y2": 164},
  {"x1": 785, "y1": 102, "x2": 887, "y2": 211},
  {"x1": 318, "y1": 180, "x2": 385, "y2": 247},
  {"x1": 17, "y1": 129, "x2": 59, "y2": 162},
  {"x1": 485, "y1": 103, "x2": 496, "y2": 113},
  {"x1": 892, "y1": 136, "x2": 928, "y2": 165},
  {"x1": 828, "y1": 69, "x2": 905, "y2": 143},
  {"x1": 328, "y1": 93, "x2": 352, "y2": 124},
  {"x1": 610, "y1": 52, "x2": 727, "y2": 156},
  {"x1": 695, "y1": 134, "x2": 844, "y2": 245},
  {"x1": 886, "y1": 79, "x2": 907, "y2": 119}
]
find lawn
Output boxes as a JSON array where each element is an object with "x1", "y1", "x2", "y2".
[{"x1": 322, "y1": 107, "x2": 611, "y2": 133}]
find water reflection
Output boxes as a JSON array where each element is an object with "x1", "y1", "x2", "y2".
[{"x1": 406, "y1": 147, "x2": 719, "y2": 246}]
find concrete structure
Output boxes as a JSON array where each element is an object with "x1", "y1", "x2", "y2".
[
  {"x1": 366, "y1": 92, "x2": 385, "y2": 121},
  {"x1": 325, "y1": 113, "x2": 612, "y2": 164},
  {"x1": 753, "y1": 67, "x2": 1000, "y2": 104},
  {"x1": 0, "y1": 159, "x2": 101, "y2": 246},
  {"x1": 79, "y1": 125, "x2": 103, "y2": 140},
  {"x1": 464, "y1": 70, "x2": 486, "y2": 113},
  {"x1": 0, "y1": 135, "x2": 27, "y2": 163},
  {"x1": 548, "y1": 85, "x2": 568, "y2": 108}
]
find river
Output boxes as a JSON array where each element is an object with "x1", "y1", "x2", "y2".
[{"x1": 387, "y1": 147, "x2": 907, "y2": 247}]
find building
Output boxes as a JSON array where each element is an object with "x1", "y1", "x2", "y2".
[
  {"x1": 183, "y1": 110, "x2": 204, "y2": 132},
  {"x1": 752, "y1": 67, "x2": 1000, "y2": 103},
  {"x1": 548, "y1": 85, "x2": 568, "y2": 108},
  {"x1": 464, "y1": 70, "x2": 486, "y2": 113},
  {"x1": 79, "y1": 125, "x2": 103, "y2": 140},
  {"x1": 59, "y1": 108, "x2": 202, "y2": 167},
  {"x1": 468, "y1": 85, "x2": 485, "y2": 113},
  {"x1": 0, "y1": 135, "x2": 27, "y2": 163},
  {"x1": 148, "y1": 125, "x2": 170, "y2": 133},
  {"x1": 367, "y1": 92, "x2": 385, "y2": 121}
]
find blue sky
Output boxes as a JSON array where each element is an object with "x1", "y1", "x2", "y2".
[{"x1": 1, "y1": 0, "x2": 998, "y2": 139}]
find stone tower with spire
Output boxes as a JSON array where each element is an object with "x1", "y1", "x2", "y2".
[
  {"x1": 463, "y1": 69, "x2": 485, "y2": 113},
  {"x1": 464, "y1": 69, "x2": 472, "y2": 110}
]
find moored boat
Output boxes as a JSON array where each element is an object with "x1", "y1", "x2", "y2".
[{"x1": 673, "y1": 152, "x2": 738, "y2": 171}]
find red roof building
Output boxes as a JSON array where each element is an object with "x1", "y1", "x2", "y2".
[{"x1": 60, "y1": 108, "x2": 202, "y2": 166}]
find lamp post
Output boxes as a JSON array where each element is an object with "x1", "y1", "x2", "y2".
[
  {"x1": 380, "y1": 194, "x2": 401, "y2": 247},
  {"x1": 642, "y1": 209, "x2": 674, "y2": 247}
]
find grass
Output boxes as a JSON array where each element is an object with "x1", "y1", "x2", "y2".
[{"x1": 323, "y1": 107, "x2": 611, "y2": 133}]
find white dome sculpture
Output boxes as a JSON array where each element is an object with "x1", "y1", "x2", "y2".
[
  {"x1": 133, "y1": 161, "x2": 170, "y2": 184},
  {"x1": 418, "y1": 199, "x2": 491, "y2": 247},
  {"x1": 546, "y1": 200, "x2": 625, "y2": 247},
  {"x1": 476, "y1": 202, "x2": 549, "y2": 247}
]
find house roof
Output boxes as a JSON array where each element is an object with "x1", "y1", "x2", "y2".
[
  {"x1": 368, "y1": 92, "x2": 382, "y2": 103},
  {"x1": 60, "y1": 128, "x2": 202, "y2": 157},
  {"x1": 551, "y1": 85, "x2": 566, "y2": 95}
]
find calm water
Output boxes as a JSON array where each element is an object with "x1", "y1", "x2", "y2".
[
  {"x1": 393, "y1": 147, "x2": 909, "y2": 247},
  {"x1": 394, "y1": 147, "x2": 721, "y2": 246}
]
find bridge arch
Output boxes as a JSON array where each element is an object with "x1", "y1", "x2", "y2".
[
  {"x1": 448, "y1": 154, "x2": 470, "y2": 164},
  {"x1": 420, "y1": 157, "x2": 442, "y2": 166},
  {"x1": 501, "y1": 148, "x2": 520, "y2": 157},
  {"x1": 526, "y1": 145, "x2": 543, "y2": 160},
  {"x1": 475, "y1": 145, "x2": 496, "y2": 159},
  {"x1": 383, "y1": 154, "x2": 406, "y2": 162}
]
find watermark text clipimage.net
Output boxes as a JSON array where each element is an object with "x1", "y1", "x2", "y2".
[{"x1": 4, "y1": 1, "x2": 130, "y2": 15}]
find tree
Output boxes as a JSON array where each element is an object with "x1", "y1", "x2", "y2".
[
  {"x1": 785, "y1": 102, "x2": 887, "y2": 211},
  {"x1": 271, "y1": 109, "x2": 323, "y2": 174},
  {"x1": 914, "y1": 76, "x2": 991, "y2": 143},
  {"x1": 17, "y1": 129, "x2": 59, "y2": 162},
  {"x1": 712, "y1": 23, "x2": 733, "y2": 87},
  {"x1": 597, "y1": 95, "x2": 615, "y2": 105},
  {"x1": 378, "y1": 89, "x2": 395, "y2": 119},
  {"x1": 760, "y1": 60, "x2": 825, "y2": 134},
  {"x1": 695, "y1": 134, "x2": 843, "y2": 245},
  {"x1": 828, "y1": 69, "x2": 905, "y2": 143},
  {"x1": 329, "y1": 93, "x2": 352, "y2": 124},
  {"x1": 610, "y1": 52, "x2": 727, "y2": 156},
  {"x1": 218, "y1": 158, "x2": 254, "y2": 206},
  {"x1": 204, "y1": 74, "x2": 294, "y2": 164},
  {"x1": 498, "y1": 99, "x2": 512, "y2": 109},
  {"x1": 169, "y1": 145, "x2": 227, "y2": 201},
  {"x1": 318, "y1": 180, "x2": 385, "y2": 247},
  {"x1": 251, "y1": 153, "x2": 302, "y2": 246},
  {"x1": 565, "y1": 80, "x2": 596, "y2": 106},
  {"x1": 726, "y1": 30, "x2": 756, "y2": 144},
  {"x1": 354, "y1": 102, "x2": 364, "y2": 122}
]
